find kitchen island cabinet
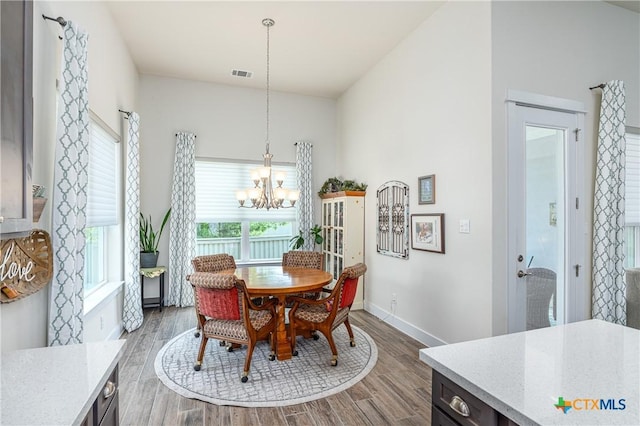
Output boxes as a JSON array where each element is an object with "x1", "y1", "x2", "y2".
[{"x1": 420, "y1": 319, "x2": 639, "y2": 425}]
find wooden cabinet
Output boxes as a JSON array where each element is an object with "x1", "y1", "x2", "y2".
[
  {"x1": 321, "y1": 191, "x2": 365, "y2": 310},
  {"x1": 82, "y1": 365, "x2": 119, "y2": 426}
]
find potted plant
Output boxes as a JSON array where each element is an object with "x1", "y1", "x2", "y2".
[
  {"x1": 289, "y1": 224, "x2": 324, "y2": 251},
  {"x1": 318, "y1": 177, "x2": 367, "y2": 197},
  {"x1": 140, "y1": 208, "x2": 171, "y2": 268}
]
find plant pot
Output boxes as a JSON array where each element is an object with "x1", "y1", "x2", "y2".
[{"x1": 140, "y1": 252, "x2": 159, "y2": 268}]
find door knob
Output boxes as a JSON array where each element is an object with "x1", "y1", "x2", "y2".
[{"x1": 517, "y1": 270, "x2": 531, "y2": 278}]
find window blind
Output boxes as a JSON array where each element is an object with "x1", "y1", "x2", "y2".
[
  {"x1": 86, "y1": 120, "x2": 118, "y2": 227},
  {"x1": 626, "y1": 132, "x2": 640, "y2": 226},
  {"x1": 195, "y1": 159, "x2": 297, "y2": 222}
]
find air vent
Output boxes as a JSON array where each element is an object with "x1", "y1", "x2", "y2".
[{"x1": 231, "y1": 69, "x2": 253, "y2": 78}]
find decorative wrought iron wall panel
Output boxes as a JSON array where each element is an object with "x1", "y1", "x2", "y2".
[{"x1": 377, "y1": 181, "x2": 409, "y2": 259}]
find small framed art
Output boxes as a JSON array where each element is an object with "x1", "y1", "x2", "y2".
[
  {"x1": 418, "y1": 174, "x2": 435, "y2": 205},
  {"x1": 411, "y1": 213, "x2": 445, "y2": 253}
]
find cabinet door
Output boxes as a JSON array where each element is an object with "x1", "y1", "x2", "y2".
[{"x1": 0, "y1": 0, "x2": 33, "y2": 235}]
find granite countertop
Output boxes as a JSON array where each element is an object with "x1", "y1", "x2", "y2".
[
  {"x1": 420, "y1": 319, "x2": 639, "y2": 425},
  {"x1": 1, "y1": 339, "x2": 127, "y2": 425}
]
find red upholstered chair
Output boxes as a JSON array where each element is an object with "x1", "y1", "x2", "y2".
[
  {"x1": 190, "y1": 254, "x2": 236, "y2": 338},
  {"x1": 186, "y1": 272, "x2": 276, "y2": 382},
  {"x1": 288, "y1": 263, "x2": 367, "y2": 366},
  {"x1": 282, "y1": 251, "x2": 324, "y2": 304}
]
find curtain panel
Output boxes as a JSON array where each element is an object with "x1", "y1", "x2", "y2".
[
  {"x1": 48, "y1": 21, "x2": 89, "y2": 346},
  {"x1": 295, "y1": 142, "x2": 314, "y2": 251},
  {"x1": 592, "y1": 80, "x2": 627, "y2": 325},
  {"x1": 167, "y1": 132, "x2": 196, "y2": 307},
  {"x1": 122, "y1": 112, "x2": 143, "y2": 331}
]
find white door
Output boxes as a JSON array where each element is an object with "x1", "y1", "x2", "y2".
[{"x1": 507, "y1": 93, "x2": 585, "y2": 333}]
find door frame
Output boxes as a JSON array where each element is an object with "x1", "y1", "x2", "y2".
[{"x1": 506, "y1": 90, "x2": 587, "y2": 333}]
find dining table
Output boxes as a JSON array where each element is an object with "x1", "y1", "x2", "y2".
[{"x1": 220, "y1": 265, "x2": 333, "y2": 361}]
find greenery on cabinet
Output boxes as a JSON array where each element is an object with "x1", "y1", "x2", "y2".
[
  {"x1": 318, "y1": 177, "x2": 368, "y2": 197},
  {"x1": 140, "y1": 209, "x2": 171, "y2": 253},
  {"x1": 289, "y1": 224, "x2": 324, "y2": 251}
]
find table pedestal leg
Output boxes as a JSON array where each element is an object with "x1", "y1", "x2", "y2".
[{"x1": 275, "y1": 295, "x2": 292, "y2": 360}]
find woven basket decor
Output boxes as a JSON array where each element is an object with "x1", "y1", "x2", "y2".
[{"x1": 0, "y1": 229, "x2": 53, "y2": 303}]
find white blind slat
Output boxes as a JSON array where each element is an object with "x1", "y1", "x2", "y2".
[
  {"x1": 626, "y1": 133, "x2": 640, "y2": 225},
  {"x1": 196, "y1": 159, "x2": 297, "y2": 223},
  {"x1": 86, "y1": 120, "x2": 118, "y2": 227}
]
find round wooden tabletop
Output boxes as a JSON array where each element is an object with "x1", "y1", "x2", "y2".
[{"x1": 229, "y1": 265, "x2": 333, "y2": 296}]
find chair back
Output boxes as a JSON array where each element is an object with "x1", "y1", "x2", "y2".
[
  {"x1": 192, "y1": 254, "x2": 236, "y2": 272},
  {"x1": 525, "y1": 267, "x2": 556, "y2": 329},
  {"x1": 282, "y1": 251, "x2": 323, "y2": 270},
  {"x1": 190, "y1": 273, "x2": 243, "y2": 321},
  {"x1": 336, "y1": 263, "x2": 367, "y2": 309}
]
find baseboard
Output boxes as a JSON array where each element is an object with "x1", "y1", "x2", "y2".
[
  {"x1": 107, "y1": 323, "x2": 124, "y2": 341},
  {"x1": 364, "y1": 301, "x2": 447, "y2": 348}
]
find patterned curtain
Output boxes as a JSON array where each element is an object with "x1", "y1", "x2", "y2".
[
  {"x1": 167, "y1": 132, "x2": 196, "y2": 307},
  {"x1": 295, "y1": 142, "x2": 314, "y2": 251},
  {"x1": 48, "y1": 22, "x2": 89, "y2": 346},
  {"x1": 122, "y1": 113, "x2": 143, "y2": 331},
  {"x1": 592, "y1": 80, "x2": 627, "y2": 325}
]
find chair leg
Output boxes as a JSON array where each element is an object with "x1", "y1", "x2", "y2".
[
  {"x1": 241, "y1": 341, "x2": 255, "y2": 383},
  {"x1": 194, "y1": 336, "x2": 209, "y2": 371},
  {"x1": 320, "y1": 329, "x2": 339, "y2": 366},
  {"x1": 343, "y1": 318, "x2": 356, "y2": 347},
  {"x1": 268, "y1": 332, "x2": 276, "y2": 361}
]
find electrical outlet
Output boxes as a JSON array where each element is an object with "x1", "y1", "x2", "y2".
[{"x1": 391, "y1": 293, "x2": 397, "y2": 303}]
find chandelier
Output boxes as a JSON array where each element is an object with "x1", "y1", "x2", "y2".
[{"x1": 236, "y1": 18, "x2": 299, "y2": 210}]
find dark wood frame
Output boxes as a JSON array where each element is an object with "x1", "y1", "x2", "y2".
[
  {"x1": 0, "y1": 0, "x2": 33, "y2": 235},
  {"x1": 411, "y1": 213, "x2": 445, "y2": 253}
]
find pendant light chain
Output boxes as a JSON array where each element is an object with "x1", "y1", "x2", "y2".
[{"x1": 265, "y1": 18, "x2": 272, "y2": 153}]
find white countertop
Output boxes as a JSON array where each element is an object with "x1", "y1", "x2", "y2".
[
  {"x1": 1, "y1": 339, "x2": 126, "y2": 425},
  {"x1": 420, "y1": 319, "x2": 640, "y2": 425}
]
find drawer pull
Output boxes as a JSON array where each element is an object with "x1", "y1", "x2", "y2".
[
  {"x1": 103, "y1": 381, "x2": 116, "y2": 399},
  {"x1": 449, "y1": 395, "x2": 470, "y2": 417}
]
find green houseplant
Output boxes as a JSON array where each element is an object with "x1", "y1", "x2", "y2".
[
  {"x1": 140, "y1": 208, "x2": 171, "y2": 268},
  {"x1": 289, "y1": 224, "x2": 324, "y2": 251},
  {"x1": 318, "y1": 177, "x2": 367, "y2": 197}
]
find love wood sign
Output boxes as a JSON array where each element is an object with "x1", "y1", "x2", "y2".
[{"x1": 0, "y1": 230, "x2": 53, "y2": 303}]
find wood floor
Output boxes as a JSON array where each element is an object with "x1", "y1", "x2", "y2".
[{"x1": 118, "y1": 306, "x2": 433, "y2": 425}]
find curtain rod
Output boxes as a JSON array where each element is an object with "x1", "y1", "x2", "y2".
[
  {"x1": 175, "y1": 133, "x2": 197, "y2": 138},
  {"x1": 589, "y1": 83, "x2": 606, "y2": 90},
  {"x1": 42, "y1": 14, "x2": 67, "y2": 27},
  {"x1": 119, "y1": 109, "x2": 131, "y2": 119}
]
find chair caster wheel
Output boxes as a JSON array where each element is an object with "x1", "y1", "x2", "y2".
[
  {"x1": 331, "y1": 359, "x2": 338, "y2": 367},
  {"x1": 226, "y1": 346, "x2": 234, "y2": 352},
  {"x1": 269, "y1": 354, "x2": 275, "y2": 361},
  {"x1": 219, "y1": 341, "x2": 226, "y2": 346},
  {"x1": 312, "y1": 333, "x2": 320, "y2": 340},
  {"x1": 350, "y1": 341, "x2": 356, "y2": 347},
  {"x1": 293, "y1": 350, "x2": 298, "y2": 356},
  {"x1": 194, "y1": 331, "x2": 200, "y2": 338},
  {"x1": 194, "y1": 364, "x2": 201, "y2": 371},
  {"x1": 241, "y1": 375, "x2": 248, "y2": 383}
]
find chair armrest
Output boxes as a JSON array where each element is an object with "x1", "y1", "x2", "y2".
[{"x1": 246, "y1": 295, "x2": 277, "y2": 312}]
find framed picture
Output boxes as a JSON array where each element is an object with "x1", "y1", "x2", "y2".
[
  {"x1": 411, "y1": 214, "x2": 445, "y2": 253},
  {"x1": 418, "y1": 175, "x2": 435, "y2": 204}
]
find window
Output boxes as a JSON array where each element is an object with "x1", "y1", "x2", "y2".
[
  {"x1": 84, "y1": 115, "x2": 120, "y2": 294},
  {"x1": 625, "y1": 130, "x2": 640, "y2": 269},
  {"x1": 195, "y1": 159, "x2": 297, "y2": 263}
]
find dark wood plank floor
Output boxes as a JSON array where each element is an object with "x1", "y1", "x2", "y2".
[{"x1": 118, "y1": 307, "x2": 432, "y2": 425}]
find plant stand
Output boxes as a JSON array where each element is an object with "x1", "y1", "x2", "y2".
[{"x1": 140, "y1": 266, "x2": 166, "y2": 311}]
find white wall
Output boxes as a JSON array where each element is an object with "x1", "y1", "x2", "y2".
[
  {"x1": 338, "y1": 1, "x2": 493, "y2": 344},
  {"x1": 137, "y1": 76, "x2": 337, "y2": 297},
  {"x1": 490, "y1": 1, "x2": 640, "y2": 335},
  {"x1": 0, "y1": 1, "x2": 138, "y2": 352}
]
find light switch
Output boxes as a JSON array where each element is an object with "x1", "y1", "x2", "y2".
[{"x1": 459, "y1": 219, "x2": 470, "y2": 234}]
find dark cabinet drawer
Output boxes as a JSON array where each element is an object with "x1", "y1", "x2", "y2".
[
  {"x1": 432, "y1": 370, "x2": 498, "y2": 426},
  {"x1": 432, "y1": 405, "x2": 460, "y2": 426},
  {"x1": 94, "y1": 365, "x2": 118, "y2": 425}
]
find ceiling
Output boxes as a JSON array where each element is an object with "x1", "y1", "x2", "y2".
[
  {"x1": 105, "y1": 1, "x2": 445, "y2": 99},
  {"x1": 105, "y1": 1, "x2": 639, "y2": 100}
]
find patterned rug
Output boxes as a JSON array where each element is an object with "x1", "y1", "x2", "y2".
[{"x1": 154, "y1": 325, "x2": 378, "y2": 407}]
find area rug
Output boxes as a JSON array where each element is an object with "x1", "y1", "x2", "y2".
[{"x1": 154, "y1": 325, "x2": 378, "y2": 407}]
